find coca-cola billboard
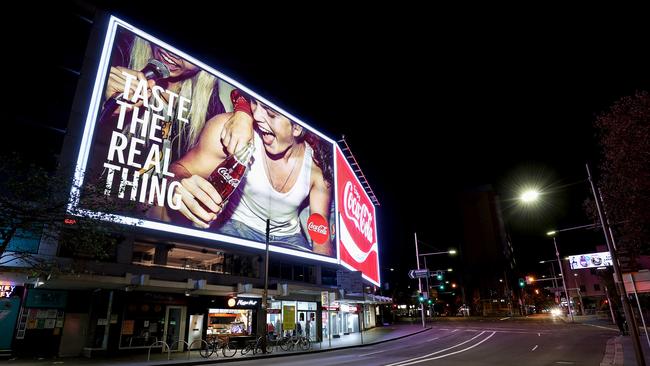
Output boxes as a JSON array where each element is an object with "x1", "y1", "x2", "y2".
[
  {"x1": 336, "y1": 148, "x2": 380, "y2": 286},
  {"x1": 68, "y1": 16, "x2": 338, "y2": 262}
]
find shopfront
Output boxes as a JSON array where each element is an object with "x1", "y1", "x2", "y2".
[
  {"x1": 266, "y1": 300, "x2": 318, "y2": 341},
  {"x1": 118, "y1": 292, "x2": 188, "y2": 351},
  {"x1": 204, "y1": 296, "x2": 260, "y2": 347}
]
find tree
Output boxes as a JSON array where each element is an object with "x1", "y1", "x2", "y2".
[
  {"x1": 592, "y1": 91, "x2": 650, "y2": 256},
  {"x1": 0, "y1": 154, "x2": 141, "y2": 277}
]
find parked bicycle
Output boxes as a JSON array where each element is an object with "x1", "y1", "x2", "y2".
[
  {"x1": 278, "y1": 335, "x2": 310, "y2": 352},
  {"x1": 241, "y1": 335, "x2": 275, "y2": 356},
  {"x1": 199, "y1": 335, "x2": 237, "y2": 358}
]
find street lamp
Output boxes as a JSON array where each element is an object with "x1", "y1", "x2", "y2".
[
  {"x1": 413, "y1": 233, "x2": 455, "y2": 328},
  {"x1": 546, "y1": 233, "x2": 574, "y2": 322}
]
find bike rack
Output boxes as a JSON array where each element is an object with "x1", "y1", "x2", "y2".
[
  {"x1": 147, "y1": 341, "x2": 170, "y2": 361},
  {"x1": 168, "y1": 340, "x2": 189, "y2": 359},
  {"x1": 188, "y1": 339, "x2": 209, "y2": 360}
]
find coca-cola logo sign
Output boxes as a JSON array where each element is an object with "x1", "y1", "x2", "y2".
[
  {"x1": 307, "y1": 213, "x2": 329, "y2": 244},
  {"x1": 343, "y1": 181, "x2": 374, "y2": 244},
  {"x1": 218, "y1": 167, "x2": 240, "y2": 186}
]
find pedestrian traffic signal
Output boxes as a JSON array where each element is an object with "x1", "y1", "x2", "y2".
[{"x1": 518, "y1": 278, "x2": 525, "y2": 288}]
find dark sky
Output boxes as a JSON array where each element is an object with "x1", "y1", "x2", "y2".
[{"x1": 7, "y1": 3, "x2": 649, "y2": 283}]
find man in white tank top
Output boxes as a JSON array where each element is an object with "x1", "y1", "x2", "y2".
[{"x1": 167, "y1": 98, "x2": 333, "y2": 256}]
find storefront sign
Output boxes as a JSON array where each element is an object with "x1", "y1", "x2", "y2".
[
  {"x1": 283, "y1": 305, "x2": 296, "y2": 330},
  {"x1": 321, "y1": 291, "x2": 329, "y2": 305},
  {"x1": 228, "y1": 297, "x2": 260, "y2": 309},
  {"x1": 0, "y1": 285, "x2": 15, "y2": 298}
]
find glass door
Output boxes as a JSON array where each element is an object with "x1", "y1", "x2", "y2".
[{"x1": 163, "y1": 306, "x2": 186, "y2": 351}]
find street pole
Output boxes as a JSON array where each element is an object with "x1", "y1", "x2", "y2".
[
  {"x1": 553, "y1": 237, "x2": 574, "y2": 322},
  {"x1": 549, "y1": 263, "x2": 559, "y2": 304},
  {"x1": 572, "y1": 274, "x2": 585, "y2": 315},
  {"x1": 587, "y1": 163, "x2": 645, "y2": 366},
  {"x1": 604, "y1": 286, "x2": 616, "y2": 325},
  {"x1": 424, "y1": 256, "x2": 430, "y2": 319},
  {"x1": 629, "y1": 274, "x2": 650, "y2": 348},
  {"x1": 414, "y1": 232, "x2": 425, "y2": 327},
  {"x1": 261, "y1": 219, "x2": 271, "y2": 353}
]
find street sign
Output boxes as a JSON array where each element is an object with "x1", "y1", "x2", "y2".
[{"x1": 408, "y1": 269, "x2": 429, "y2": 279}]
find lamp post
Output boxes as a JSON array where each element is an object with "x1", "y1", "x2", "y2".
[
  {"x1": 586, "y1": 164, "x2": 645, "y2": 366},
  {"x1": 551, "y1": 236, "x2": 574, "y2": 322},
  {"x1": 539, "y1": 259, "x2": 559, "y2": 304},
  {"x1": 413, "y1": 232, "x2": 456, "y2": 328}
]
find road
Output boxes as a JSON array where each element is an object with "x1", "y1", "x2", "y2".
[{"x1": 216, "y1": 315, "x2": 615, "y2": 366}]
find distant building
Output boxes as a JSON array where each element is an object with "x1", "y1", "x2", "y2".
[{"x1": 458, "y1": 186, "x2": 516, "y2": 316}]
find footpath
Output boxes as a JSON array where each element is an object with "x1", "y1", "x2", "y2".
[
  {"x1": 570, "y1": 314, "x2": 650, "y2": 366},
  {"x1": 6, "y1": 323, "x2": 430, "y2": 366}
]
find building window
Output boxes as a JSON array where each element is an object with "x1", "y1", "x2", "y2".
[
  {"x1": 322, "y1": 268, "x2": 337, "y2": 286},
  {"x1": 132, "y1": 242, "x2": 260, "y2": 278},
  {"x1": 6, "y1": 226, "x2": 42, "y2": 254},
  {"x1": 579, "y1": 285, "x2": 586, "y2": 293},
  {"x1": 594, "y1": 284, "x2": 601, "y2": 291}
]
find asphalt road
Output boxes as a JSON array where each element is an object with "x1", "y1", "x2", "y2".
[{"x1": 215, "y1": 315, "x2": 616, "y2": 366}]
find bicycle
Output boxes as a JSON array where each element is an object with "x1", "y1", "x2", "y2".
[
  {"x1": 199, "y1": 335, "x2": 237, "y2": 358},
  {"x1": 241, "y1": 335, "x2": 275, "y2": 356}
]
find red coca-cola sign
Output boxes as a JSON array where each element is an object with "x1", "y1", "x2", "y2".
[
  {"x1": 307, "y1": 213, "x2": 329, "y2": 244},
  {"x1": 336, "y1": 148, "x2": 379, "y2": 286}
]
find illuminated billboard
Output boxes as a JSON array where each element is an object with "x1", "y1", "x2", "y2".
[
  {"x1": 69, "y1": 16, "x2": 337, "y2": 263},
  {"x1": 336, "y1": 147, "x2": 380, "y2": 286},
  {"x1": 568, "y1": 251, "x2": 612, "y2": 269}
]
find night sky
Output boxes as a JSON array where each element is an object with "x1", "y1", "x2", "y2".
[{"x1": 7, "y1": 4, "x2": 649, "y2": 285}]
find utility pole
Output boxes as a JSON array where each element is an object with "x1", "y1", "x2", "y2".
[
  {"x1": 261, "y1": 219, "x2": 270, "y2": 353},
  {"x1": 587, "y1": 164, "x2": 645, "y2": 366},
  {"x1": 414, "y1": 232, "x2": 425, "y2": 327}
]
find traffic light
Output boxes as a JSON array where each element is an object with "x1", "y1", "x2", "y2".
[
  {"x1": 427, "y1": 299, "x2": 432, "y2": 305},
  {"x1": 436, "y1": 271, "x2": 443, "y2": 281},
  {"x1": 518, "y1": 278, "x2": 525, "y2": 288},
  {"x1": 418, "y1": 294, "x2": 424, "y2": 302},
  {"x1": 439, "y1": 284, "x2": 445, "y2": 290}
]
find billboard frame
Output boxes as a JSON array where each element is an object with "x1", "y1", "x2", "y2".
[{"x1": 67, "y1": 15, "x2": 338, "y2": 264}]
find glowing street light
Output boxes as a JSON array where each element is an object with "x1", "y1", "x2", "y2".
[{"x1": 520, "y1": 189, "x2": 540, "y2": 203}]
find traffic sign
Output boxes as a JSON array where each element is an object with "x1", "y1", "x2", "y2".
[{"x1": 408, "y1": 269, "x2": 429, "y2": 279}]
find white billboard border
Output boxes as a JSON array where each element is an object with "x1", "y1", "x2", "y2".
[{"x1": 68, "y1": 15, "x2": 339, "y2": 264}]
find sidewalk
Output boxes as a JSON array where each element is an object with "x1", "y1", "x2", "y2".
[
  {"x1": 6, "y1": 323, "x2": 430, "y2": 366},
  {"x1": 568, "y1": 314, "x2": 650, "y2": 365}
]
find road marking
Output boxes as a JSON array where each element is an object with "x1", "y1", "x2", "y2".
[
  {"x1": 392, "y1": 332, "x2": 497, "y2": 365},
  {"x1": 425, "y1": 337, "x2": 440, "y2": 342},
  {"x1": 532, "y1": 345, "x2": 538, "y2": 351},
  {"x1": 358, "y1": 349, "x2": 388, "y2": 357},
  {"x1": 582, "y1": 323, "x2": 618, "y2": 332},
  {"x1": 451, "y1": 329, "x2": 459, "y2": 333},
  {"x1": 538, "y1": 333, "x2": 541, "y2": 337},
  {"x1": 500, "y1": 317, "x2": 511, "y2": 321},
  {"x1": 385, "y1": 332, "x2": 487, "y2": 366},
  {"x1": 555, "y1": 362, "x2": 575, "y2": 364}
]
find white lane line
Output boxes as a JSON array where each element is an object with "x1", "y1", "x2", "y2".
[
  {"x1": 385, "y1": 332, "x2": 486, "y2": 366},
  {"x1": 395, "y1": 332, "x2": 497, "y2": 365},
  {"x1": 538, "y1": 333, "x2": 541, "y2": 337},
  {"x1": 500, "y1": 317, "x2": 511, "y2": 321},
  {"x1": 582, "y1": 323, "x2": 618, "y2": 332},
  {"x1": 425, "y1": 337, "x2": 440, "y2": 342},
  {"x1": 532, "y1": 345, "x2": 539, "y2": 351},
  {"x1": 358, "y1": 349, "x2": 388, "y2": 357},
  {"x1": 451, "y1": 329, "x2": 459, "y2": 333}
]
